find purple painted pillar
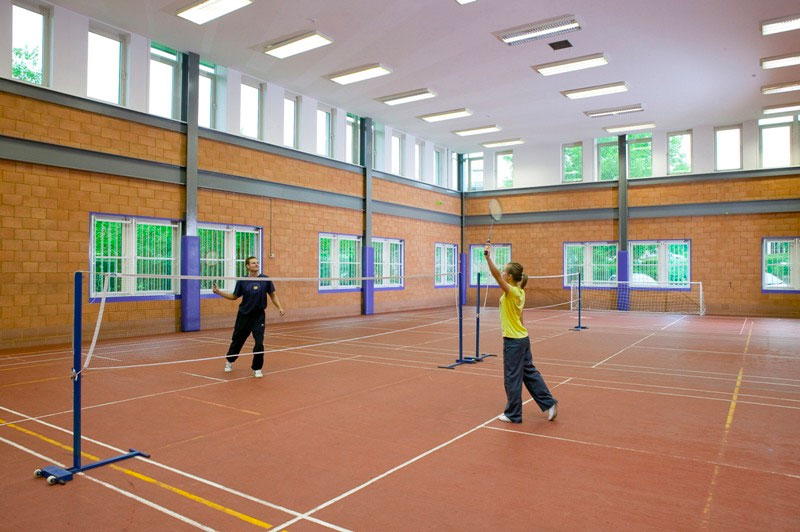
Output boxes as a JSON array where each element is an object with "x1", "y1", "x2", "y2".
[
  {"x1": 181, "y1": 235, "x2": 201, "y2": 331},
  {"x1": 362, "y1": 246, "x2": 374, "y2": 315},
  {"x1": 617, "y1": 250, "x2": 630, "y2": 311}
]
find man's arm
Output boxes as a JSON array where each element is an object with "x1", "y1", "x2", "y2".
[
  {"x1": 212, "y1": 282, "x2": 239, "y2": 301},
  {"x1": 268, "y1": 292, "x2": 285, "y2": 316}
]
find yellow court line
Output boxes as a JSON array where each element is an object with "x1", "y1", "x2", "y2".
[{"x1": 0, "y1": 417, "x2": 273, "y2": 529}]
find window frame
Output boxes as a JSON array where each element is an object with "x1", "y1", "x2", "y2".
[
  {"x1": 89, "y1": 213, "x2": 182, "y2": 301},
  {"x1": 562, "y1": 141, "x2": 583, "y2": 183},
  {"x1": 87, "y1": 26, "x2": 127, "y2": 105},
  {"x1": 434, "y1": 243, "x2": 458, "y2": 287},
  {"x1": 149, "y1": 42, "x2": 182, "y2": 120},
  {"x1": 391, "y1": 132, "x2": 405, "y2": 175},
  {"x1": 469, "y1": 243, "x2": 511, "y2": 287},
  {"x1": 762, "y1": 237, "x2": 800, "y2": 292},
  {"x1": 283, "y1": 93, "x2": 298, "y2": 148},
  {"x1": 465, "y1": 152, "x2": 484, "y2": 191},
  {"x1": 239, "y1": 78, "x2": 262, "y2": 139},
  {"x1": 11, "y1": 1, "x2": 51, "y2": 87},
  {"x1": 316, "y1": 104, "x2": 333, "y2": 157},
  {"x1": 414, "y1": 140, "x2": 424, "y2": 180},
  {"x1": 495, "y1": 150, "x2": 514, "y2": 188},
  {"x1": 626, "y1": 132, "x2": 653, "y2": 179},
  {"x1": 628, "y1": 239, "x2": 692, "y2": 289},
  {"x1": 198, "y1": 222, "x2": 263, "y2": 294},
  {"x1": 198, "y1": 61, "x2": 217, "y2": 129},
  {"x1": 345, "y1": 113, "x2": 360, "y2": 165},
  {"x1": 373, "y1": 237, "x2": 405, "y2": 290},
  {"x1": 758, "y1": 118, "x2": 794, "y2": 169},
  {"x1": 318, "y1": 232, "x2": 362, "y2": 292},
  {"x1": 666, "y1": 129, "x2": 693, "y2": 175},
  {"x1": 714, "y1": 124, "x2": 743, "y2": 171},
  {"x1": 562, "y1": 241, "x2": 619, "y2": 288},
  {"x1": 595, "y1": 134, "x2": 653, "y2": 181}
]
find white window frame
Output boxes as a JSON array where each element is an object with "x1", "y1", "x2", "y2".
[
  {"x1": 465, "y1": 152, "x2": 484, "y2": 191},
  {"x1": 667, "y1": 129, "x2": 693, "y2": 175},
  {"x1": 239, "y1": 78, "x2": 261, "y2": 139},
  {"x1": 626, "y1": 132, "x2": 653, "y2": 179},
  {"x1": 714, "y1": 124, "x2": 743, "y2": 171},
  {"x1": 373, "y1": 237, "x2": 404, "y2": 288},
  {"x1": 198, "y1": 223, "x2": 262, "y2": 292},
  {"x1": 284, "y1": 93, "x2": 298, "y2": 148},
  {"x1": 470, "y1": 244, "x2": 511, "y2": 286},
  {"x1": 762, "y1": 237, "x2": 800, "y2": 291},
  {"x1": 317, "y1": 104, "x2": 333, "y2": 157},
  {"x1": 11, "y1": 1, "x2": 51, "y2": 86},
  {"x1": 391, "y1": 132, "x2": 405, "y2": 175},
  {"x1": 562, "y1": 142, "x2": 583, "y2": 183},
  {"x1": 414, "y1": 140, "x2": 424, "y2": 180},
  {"x1": 563, "y1": 241, "x2": 618, "y2": 287},
  {"x1": 433, "y1": 148, "x2": 445, "y2": 187},
  {"x1": 434, "y1": 243, "x2": 458, "y2": 287},
  {"x1": 629, "y1": 240, "x2": 691, "y2": 287},
  {"x1": 149, "y1": 42, "x2": 181, "y2": 119},
  {"x1": 346, "y1": 114, "x2": 360, "y2": 164},
  {"x1": 198, "y1": 62, "x2": 216, "y2": 129},
  {"x1": 90, "y1": 214, "x2": 181, "y2": 299},
  {"x1": 495, "y1": 150, "x2": 514, "y2": 188},
  {"x1": 87, "y1": 26, "x2": 126, "y2": 105},
  {"x1": 319, "y1": 233, "x2": 362, "y2": 291},
  {"x1": 759, "y1": 117, "x2": 795, "y2": 169}
]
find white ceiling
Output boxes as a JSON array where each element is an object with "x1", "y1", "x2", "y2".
[{"x1": 50, "y1": 0, "x2": 800, "y2": 152}]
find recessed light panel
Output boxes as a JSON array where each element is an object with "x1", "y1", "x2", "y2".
[
  {"x1": 604, "y1": 122, "x2": 655, "y2": 134},
  {"x1": 378, "y1": 89, "x2": 437, "y2": 106},
  {"x1": 327, "y1": 64, "x2": 391, "y2": 85},
  {"x1": 763, "y1": 102, "x2": 800, "y2": 114},
  {"x1": 561, "y1": 82, "x2": 628, "y2": 99},
  {"x1": 264, "y1": 32, "x2": 332, "y2": 59},
  {"x1": 584, "y1": 104, "x2": 643, "y2": 118},
  {"x1": 533, "y1": 53, "x2": 607, "y2": 76},
  {"x1": 482, "y1": 139, "x2": 524, "y2": 148},
  {"x1": 177, "y1": 0, "x2": 251, "y2": 25},
  {"x1": 418, "y1": 108, "x2": 472, "y2": 122},
  {"x1": 761, "y1": 13, "x2": 800, "y2": 35},
  {"x1": 761, "y1": 52, "x2": 800, "y2": 69},
  {"x1": 761, "y1": 80, "x2": 800, "y2": 95},
  {"x1": 453, "y1": 125, "x2": 501, "y2": 136},
  {"x1": 494, "y1": 15, "x2": 580, "y2": 46}
]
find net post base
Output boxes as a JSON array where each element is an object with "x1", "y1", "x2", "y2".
[
  {"x1": 438, "y1": 353, "x2": 496, "y2": 369},
  {"x1": 572, "y1": 325, "x2": 588, "y2": 330},
  {"x1": 36, "y1": 449, "x2": 149, "y2": 486}
]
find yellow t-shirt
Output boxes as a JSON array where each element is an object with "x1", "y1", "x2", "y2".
[{"x1": 499, "y1": 285, "x2": 527, "y2": 339}]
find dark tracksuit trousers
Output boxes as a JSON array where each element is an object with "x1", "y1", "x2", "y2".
[
  {"x1": 503, "y1": 336, "x2": 557, "y2": 422},
  {"x1": 225, "y1": 309, "x2": 266, "y2": 370}
]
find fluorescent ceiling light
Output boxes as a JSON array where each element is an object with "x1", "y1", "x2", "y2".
[
  {"x1": 533, "y1": 53, "x2": 608, "y2": 76},
  {"x1": 758, "y1": 116, "x2": 794, "y2": 126},
  {"x1": 762, "y1": 80, "x2": 800, "y2": 94},
  {"x1": 379, "y1": 89, "x2": 437, "y2": 106},
  {"x1": 761, "y1": 52, "x2": 800, "y2": 69},
  {"x1": 763, "y1": 102, "x2": 800, "y2": 114},
  {"x1": 494, "y1": 15, "x2": 580, "y2": 46},
  {"x1": 604, "y1": 122, "x2": 655, "y2": 134},
  {"x1": 453, "y1": 125, "x2": 501, "y2": 136},
  {"x1": 327, "y1": 64, "x2": 391, "y2": 85},
  {"x1": 455, "y1": 0, "x2": 477, "y2": 4},
  {"x1": 177, "y1": 0, "x2": 251, "y2": 25},
  {"x1": 482, "y1": 139, "x2": 524, "y2": 148},
  {"x1": 584, "y1": 104, "x2": 643, "y2": 118},
  {"x1": 561, "y1": 82, "x2": 628, "y2": 99},
  {"x1": 264, "y1": 32, "x2": 332, "y2": 59},
  {"x1": 762, "y1": 13, "x2": 800, "y2": 35},
  {"x1": 418, "y1": 108, "x2": 472, "y2": 122}
]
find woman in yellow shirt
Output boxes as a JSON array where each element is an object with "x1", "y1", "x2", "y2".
[{"x1": 484, "y1": 243, "x2": 558, "y2": 423}]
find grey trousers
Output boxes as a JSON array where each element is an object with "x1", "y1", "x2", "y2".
[{"x1": 503, "y1": 336, "x2": 557, "y2": 422}]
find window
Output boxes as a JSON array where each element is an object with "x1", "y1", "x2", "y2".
[
  {"x1": 667, "y1": 130, "x2": 692, "y2": 174},
  {"x1": 199, "y1": 224, "x2": 261, "y2": 292},
  {"x1": 627, "y1": 133, "x2": 652, "y2": 178},
  {"x1": 373, "y1": 238, "x2": 404, "y2": 288},
  {"x1": 596, "y1": 136, "x2": 619, "y2": 181},
  {"x1": 346, "y1": 114, "x2": 360, "y2": 164},
  {"x1": 470, "y1": 244, "x2": 511, "y2": 286},
  {"x1": 317, "y1": 106, "x2": 333, "y2": 157},
  {"x1": 11, "y1": 3, "x2": 48, "y2": 85},
  {"x1": 319, "y1": 233, "x2": 362, "y2": 291},
  {"x1": 451, "y1": 153, "x2": 458, "y2": 189},
  {"x1": 149, "y1": 43, "x2": 181, "y2": 119},
  {"x1": 87, "y1": 30, "x2": 124, "y2": 105},
  {"x1": 283, "y1": 95, "x2": 297, "y2": 148},
  {"x1": 391, "y1": 132, "x2": 405, "y2": 175},
  {"x1": 433, "y1": 148, "x2": 445, "y2": 187},
  {"x1": 198, "y1": 62, "x2": 216, "y2": 129},
  {"x1": 563, "y1": 242, "x2": 618, "y2": 286},
  {"x1": 91, "y1": 215, "x2": 181, "y2": 298},
  {"x1": 496, "y1": 151, "x2": 513, "y2": 188},
  {"x1": 629, "y1": 240, "x2": 690, "y2": 285},
  {"x1": 715, "y1": 125, "x2": 742, "y2": 170},
  {"x1": 759, "y1": 117, "x2": 793, "y2": 168},
  {"x1": 414, "y1": 141, "x2": 424, "y2": 179},
  {"x1": 562, "y1": 142, "x2": 583, "y2": 182},
  {"x1": 763, "y1": 238, "x2": 799, "y2": 290},
  {"x1": 465, "y1": 152, "x2": 484, "y2": 191},
  {"x1": 435, "y1": 243, "x2": 457, "y2": 286},
  {"x1": 240, "y1": 82, "x2": 260, "y2": 138}
]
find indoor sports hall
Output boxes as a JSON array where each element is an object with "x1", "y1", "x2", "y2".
[{"x1": 1, "y1": 1, "x2": 799, "y2": 530}]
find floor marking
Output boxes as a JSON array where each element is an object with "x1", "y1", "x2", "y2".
[
  {"x1": 0, "y1": 375, "x2": 66, "y2": 388},
  {"x1": 182, "y1": 372, "x2": 227, "y2": 382},
  {"x1": 0, "y1": 417, "x2": 273, "y2": 529},
  {"x1": 177, "y1": 395, "x2": 261, "y2": 416},
  {"x1": 0, "y1": 435, "x2": 214, "y2": 531},
  {"x1": 739, "y1": 318, "x2": 747, "y2": 335},
  {"x1": 702, "y1": 322, "x2": 751, "y2": 526},
  {"x1": 592, "y1": 332, "x2": 657, "y2": 368}
]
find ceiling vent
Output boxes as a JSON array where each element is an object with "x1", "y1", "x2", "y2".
[{"x1": 549, "y1": 40, "x2": 572, "y2": 50}]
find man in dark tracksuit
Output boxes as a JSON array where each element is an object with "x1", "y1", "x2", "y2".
[{"x1": 213, "y1": 256, "x2": 284, "y2": 378}]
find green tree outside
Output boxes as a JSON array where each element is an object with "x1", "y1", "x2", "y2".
[{"x1": 12, "y1": 46, "x2": 43, "y2": 85}]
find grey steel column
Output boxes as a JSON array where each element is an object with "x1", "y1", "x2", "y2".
[
  {"x1": 617, "y1": 135, "x2": 628, "y2": 249},
  {"x1": 458, "y1": 153, "x2": 465, "y2": 251},
  {"x1": 181, "y1": 52, "x2": 199, "y2": 236},
  {"x1": 360, "y1": 117, "x2": 373, "y2": 247}
]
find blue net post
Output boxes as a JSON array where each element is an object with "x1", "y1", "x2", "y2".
[
  {"x1": 473, "y1": 273, "x2": 496, "y2": 361},
  {"x1": 573, "y1": 271, "x2": 588, "y2": 330},
  {"x1": 35, "y1": 272, "x2": 150, "y2": 486}
]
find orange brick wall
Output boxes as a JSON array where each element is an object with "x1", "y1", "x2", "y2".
[
  {"x1": 0, "y1": 92, "x2": 186, "y2": 166},
  {"x1": 465, "y1": 187, "x2": 617, "y2": 216},
  {"x1": 630, "y1": 175, "x2": 800, "y2": 206},
  {"x1": 198, "y1": 139, "x2": 363, "y2": 197},
  {"x1": 373, "y1": 178, "x2": 461, "y2": 214}
]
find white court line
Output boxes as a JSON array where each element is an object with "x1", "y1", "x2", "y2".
[
  {"x1": 0, "y1": 436, "x2": 214, "y2": 531},
  {"x1": 482, "y1": 425, "x2": 800, "y2": 481},
  {"x1": 182, "y1": 372, "x2": 226, "y2": 382},
  {"x1": 591, "y1": 315, "x2": 687, "y2": 368},
  {"x1": 269, "y1": 379, "x2": 572, "y2": 531},
  {"x1": 0, "y1": 404, "x2": 352, "y2": 532}
]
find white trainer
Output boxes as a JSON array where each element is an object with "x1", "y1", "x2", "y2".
[
  {"x1": 254, "y1": 370, "x2": 263, "y2": 378},
  {"x1": 498, "y1": 414, "x2": 513, "y2": 423},
  {"x1": 224, "y1": 361, "x2": 233, "y2": 373},
  {"x1": 547, "y1": 403, "x2": 558, "y2": 421}
]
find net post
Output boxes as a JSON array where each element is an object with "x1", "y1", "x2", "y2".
[
  {"x1": 573, "y1": 271, "x2": 588, "y2": 330},
  {"x1": 617, "y1": 250, "x2": 630, "y2": 311},
  {"x1": 475, "y1": 272, "x2": 480, "y2": 357},
  {"x1": 439, "y1": 253, "x2": 469, "y2": 369},
  {"x1": 72, "y1": 271, "x2": 82, "y2": 470}
]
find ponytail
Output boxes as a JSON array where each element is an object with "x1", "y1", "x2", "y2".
[{"x1": 521, "y1": 273, "x2": 528, "y2": 289}]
